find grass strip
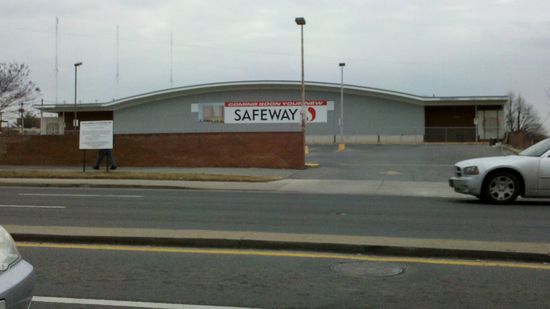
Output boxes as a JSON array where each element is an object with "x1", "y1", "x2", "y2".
[{"x1": 0, "y1": 170, "x2": 280, "y2": 183}]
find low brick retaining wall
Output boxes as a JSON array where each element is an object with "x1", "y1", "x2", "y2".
[
  {"x1": 504, "y1": 131, "x2": 546, "y2": 150},
  {"x1": 0, "y1": 132, "x2": 305, "y2": 169}
]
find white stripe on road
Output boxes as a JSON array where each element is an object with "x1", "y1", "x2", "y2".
[
  {"x1": 0, "y1": 204, "x2": 65, "y2": 209},
  {"x1": 32, "y1": 296, "x2": 256, "y2": 309},
  {"x1": 19, "y1": 193, "x2": 143, "y2": 198}
]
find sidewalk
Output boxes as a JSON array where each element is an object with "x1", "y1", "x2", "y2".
[
  {"x1": 0, "y1": 176, "x2": 463, "y2": 198},
  {"x1": 0, "y1": 165, "x2": 466, "y2": 198}
]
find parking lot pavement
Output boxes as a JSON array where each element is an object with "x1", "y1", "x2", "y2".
[
  {"x1": 0, "y1": 144, "x2": 512, "y2": 186},
  {"x1": 296, "y1": 144, "x2": 513, "y2": 182}
]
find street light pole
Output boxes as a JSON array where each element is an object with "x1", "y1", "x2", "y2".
[
  {"x1": 339, "y1": 63, "x2": 345, "y2": 144},
  {"x1": 295, "y1": 17, "x2": 306, "y2": 133},
  {"x1": 74, "y1": 62, "x2": 83, "y2": 129}
]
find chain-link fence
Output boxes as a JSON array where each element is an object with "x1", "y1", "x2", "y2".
[
  {"x1": 0, "y1": 128, "x2": 41, "y2": 135},
  {"x1": 311, "y1": 126, "x2": 503, "y2": 144},
  {"x1": 425, "y1": 127, "x2": 477, "y2": 142}
]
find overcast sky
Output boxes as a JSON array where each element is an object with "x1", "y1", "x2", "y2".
[{"x1": 1, "y1": 0, "x2": 549, "y2": 124}]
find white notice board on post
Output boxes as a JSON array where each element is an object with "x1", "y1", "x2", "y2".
[{"x1": 79, "y1": 121, "x2": 113, "y2": 150}]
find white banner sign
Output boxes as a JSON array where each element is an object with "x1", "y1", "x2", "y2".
[
  {"x1": 224, "y1": 100, "x2": 328, "y2": 124},
  {"x1": 79, "y1": 121, "x2": 113, "y2": 150}
]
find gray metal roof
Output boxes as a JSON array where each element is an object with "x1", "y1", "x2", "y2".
[{"x1": 37, "y1": 80, "x2": 509, "y2": 112}]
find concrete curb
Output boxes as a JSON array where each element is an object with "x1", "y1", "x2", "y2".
[
  {"x1": 0, "y1": 181, "x2": 198, "y2": 191},
  {"x1": 13, "y1": 233, "x2": 550, "y2": 263},
  {"x1": 12, "y1": 234, "x2": 550, "y2": 263},
  {"x1": 0, "y1": 178, "x2": 466, "y2": 199},
  {"x1": 8, "y1": 226, "x2": 550, "y2": 263}
]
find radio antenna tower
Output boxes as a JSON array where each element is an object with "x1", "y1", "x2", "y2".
[
  {"x1": 170, "y1": 31, "x2": 173, "y2": 88},
  {"x1": 116, "y1": 24, "x2": 120, "y2": 97},
  {"x1": 55, "y1": 17, "x2": 59, "y2": 103}
]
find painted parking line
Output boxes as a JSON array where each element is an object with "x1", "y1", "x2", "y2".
[
  {"x1": 19, "y1": 193, "x2": 143, "y2": 198},
  {"x1": 32, "y1": 296, "x2": 255, "y2": 309},
  {"x1": 17, "y1": 242, "x2": 550, "y2": 271},
  {"x1": 0, "y1": 204, "x2": 65, "y2": 209}
]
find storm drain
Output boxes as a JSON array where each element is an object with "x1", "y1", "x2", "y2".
[{"x1": 333, "y1": 262, "x2": 405, "y2": 278}]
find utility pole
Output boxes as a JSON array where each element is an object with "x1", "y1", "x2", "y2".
[
  {"x1": 74, "y1": 62, "x2": 83, "y2": 128},
  {"x1": 295, "y1": 17, "x2": 306, "y2": 132},
  {"x1": 339, "y1": 62, "x2": 345, "y2": 143},
  {"x1": 19, "y1": 102, "x2": 24, "y2": 134},
  {"x1": 294, "y1": 17, "x2": 307, "y2": 157},
  {"x1": 40, "y1": 98, "x2": 44, "y2": 135}
]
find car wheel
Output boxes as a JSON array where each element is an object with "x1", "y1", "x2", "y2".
[{"x1": 483, "y1": 172, "x2": 519, "y2": 204}]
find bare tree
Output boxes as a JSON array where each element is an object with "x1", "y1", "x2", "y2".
[
  {"x1": 504, "y1": 92, "x2": 545, "y2": 136},
  {"x1": 0, "y1": 62, "x2": 40, "y2": 112},
  {"x1": 16, "y1": 111, "x2": 40, "y2": 129},
  {"x1": 504, "y1": 92, "x2": 516, "y2": 132}
]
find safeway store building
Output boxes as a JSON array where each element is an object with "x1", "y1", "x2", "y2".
[{"x1": 39, "y1": 80, "x2": 507, "y2": 143}]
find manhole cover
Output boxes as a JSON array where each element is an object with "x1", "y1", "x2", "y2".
[
  {"x1": 380, "y1": 170, "x2": 402, "y2": 176},
  {"x1": 333, "y1": 262, "x2": 405, "y2": 278}
]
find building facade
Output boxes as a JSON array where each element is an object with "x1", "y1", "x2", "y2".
[{"x1": 39, "y1": 80, "x2": 508, "y2": 143}]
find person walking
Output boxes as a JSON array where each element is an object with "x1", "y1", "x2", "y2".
[{"x1": 93, "y1": 149, "x2": 117, "y2": 170}]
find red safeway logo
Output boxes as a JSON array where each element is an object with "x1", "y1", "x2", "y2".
[{"x1": 307, "y1": 107, "x2": 316, "y2": 122}]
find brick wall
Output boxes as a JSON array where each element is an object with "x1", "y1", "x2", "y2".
[
  {"x1": 0, "y1": 132, "x2": 305, "y2": 169},
  {"x1": 505, "y1": 130, "x2": 545, "y2": 150}
]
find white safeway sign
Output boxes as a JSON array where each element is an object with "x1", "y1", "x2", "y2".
[{"x1": 224, "y1": 100, "x2": 329, "y2": 124}]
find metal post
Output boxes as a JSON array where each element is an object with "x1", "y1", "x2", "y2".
[
  {"x1": 300, "y1": 24, "x2": 305, "y2": 132},
  {"x1": 74, "y1": 65, "x2": 77, "y2": 128},
  {"x1": 106, "y1": 152, "x2": 109, "y2": 173},
  {"x1": 295, "y1": 17, "x2": 306, "y2": 134}
]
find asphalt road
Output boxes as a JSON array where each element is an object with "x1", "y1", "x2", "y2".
[
  {"x1": 21, "y1": 244, "x2": 550, "y2": 309},
  {"x1": 296, "y1": 144, "x2": 512, "y2": 181},
  {"x1": 2, "y1": 186, "x2": 550, "y2": 242}
]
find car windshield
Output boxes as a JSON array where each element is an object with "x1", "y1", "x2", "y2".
[{"x1": 519, "y1": 138, "x2": 550, "y2": 157}]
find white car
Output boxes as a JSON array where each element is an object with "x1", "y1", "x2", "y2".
[
  {"x1": 449, "y1": 137, "x2": 550, "y2": 203},
  {"x1": 0, "y1": 225, "x2": 34, "y2": 309}
]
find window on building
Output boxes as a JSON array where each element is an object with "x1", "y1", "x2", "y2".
[{"x1": 199, "y1": 103, "x2": 224, "y2": 123}]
